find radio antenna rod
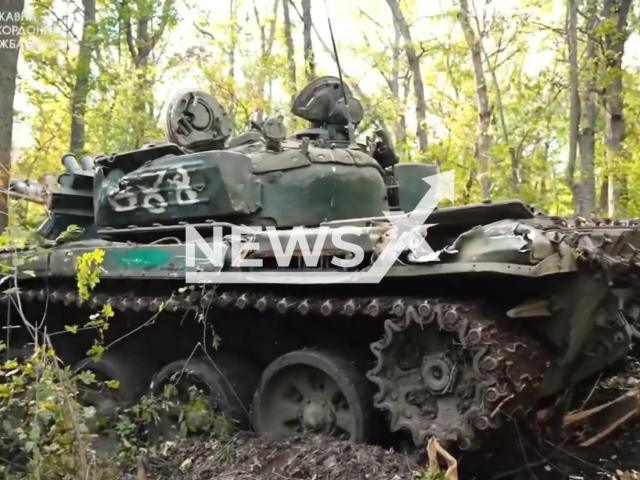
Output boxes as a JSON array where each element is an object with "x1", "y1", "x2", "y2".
[{"x1": 323, "y1": 0, "x2": 357, "y2": 149}]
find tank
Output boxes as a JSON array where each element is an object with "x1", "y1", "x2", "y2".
[{"x1": 3, "y1": 76, "x2": 640, "y2": 453}]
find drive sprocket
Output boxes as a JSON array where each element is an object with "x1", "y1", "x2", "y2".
[{"x1": 367, "y1": 299, "x2": 549, "y2": 451}]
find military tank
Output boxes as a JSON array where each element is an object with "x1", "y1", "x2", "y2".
[{"x1": 3, "y1": 76, "x2": 640, "y2": 452}]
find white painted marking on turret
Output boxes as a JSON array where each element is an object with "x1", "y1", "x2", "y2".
[{"x1": 108, "y1": 168, "x2": 201, "y2": 213}]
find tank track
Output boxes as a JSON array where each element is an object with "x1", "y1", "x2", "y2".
[
  {"x1": 367, "y1": 301, "x2": 549, "y2": 450},
  {"x1": 2, "y1": 286, "x2": 549, "y2": 450}
]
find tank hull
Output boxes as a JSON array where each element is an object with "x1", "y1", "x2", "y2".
[{"x1": 3, "y1": 205, "x2": 640, "y2": 451}]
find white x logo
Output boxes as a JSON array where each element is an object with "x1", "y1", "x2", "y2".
[{"x1": 383, "y1": 170, "x2": 454, "y2": 259}]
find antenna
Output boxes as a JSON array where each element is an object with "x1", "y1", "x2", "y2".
[{"x1": 323, "y1": 0, "x2": 358, "y2": 149}]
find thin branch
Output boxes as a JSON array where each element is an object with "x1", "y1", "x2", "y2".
[
  {"x1": 193, "y1": 22, "x2": 215, "y2": 42},
  {"x1": 150, "y1": 0, "x2": 176, "y2": 51},
  {"x1": 119, "y1": 0, "x2": 137, "y2": 60},
  {"x1": 358, "y1": 8, "x2": 387, "y2": 31}
]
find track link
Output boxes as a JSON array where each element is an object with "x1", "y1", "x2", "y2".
[{"x1": 2, "y1": 286, "x2": 550, "y2": 450}]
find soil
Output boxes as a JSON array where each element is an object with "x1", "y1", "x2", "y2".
[
  {"x1": 125, "y1": 434, "x2": 419, "y2": 480},
  {"x1": 118, "y1": 421, "x2": 640, "y2": 480}
]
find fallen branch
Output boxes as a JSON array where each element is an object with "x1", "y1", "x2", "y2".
[
  {"x1": 562, "y1": 386, "x2": 640, "y2": 447},
  {"x1": 426, "y1": 438, "x2": 458, "y2": 480},
  {"x1": 137, "y1": 456, "x2": 148, "y2": 480}
]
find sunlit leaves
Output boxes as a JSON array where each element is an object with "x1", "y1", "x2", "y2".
[{"x1": 75, "y1": 248, "x2": 105, "y2": 302}]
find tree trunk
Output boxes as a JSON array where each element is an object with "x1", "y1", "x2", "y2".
[
  {"x1": 601, "y1": 0, "x2": 632, "y2": 217},
  {"x1": 576, "y1": 0, "x2": 599, "y2": 217},
  {"x1": 477, "y1": 16, "x2": 516, "y2": 193},
  {"x1": 228, "y1": 0, "x2": 237, "y2": 79},
  {"x1": 301, "y1": 0, "x2": 315, "y2": 82},
  {"x1": 0, "y1": 0, "x2": 25, "y2": 233},
  {"x1": 282, "y1": 0, "x2": 296, "y2": 103},
  {"x1": 391, "y1": 16, "x2": 407, "y2": 155},
  {"x1": 566, "y1": 0, "x2": 580, "y2": 211},
  {"x1": 385, "y1": 0, "x2": 428, "y2": 155},
  {"x1": 290, "y1": 2, "x2": 364, "y2": 101},
  {"x1": 253, "y1": 0, "x2": 279, "y2": 123},
  {"x1": 70, "y1": 0, "x2": 97, "y2": 155},
  {"x1": 134, "y1": 17, "x2": 152, "y2": 147},
  {"x1": 458, "y1": 0, "x2": 492, "y2": 201},
  {"x1": 121, "y1": 0, "x2": 175, "y2": 146}
]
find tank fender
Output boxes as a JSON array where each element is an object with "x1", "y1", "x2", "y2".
[
  {"x1": 406, "y1": 220, "x2": 576, "y2": 275},
  {"x1": 441, "y1": 219, "x2": 556, "y2": 265},
  {"x1": 39, "y1": 238, "x2": 227, "y2": 281}
]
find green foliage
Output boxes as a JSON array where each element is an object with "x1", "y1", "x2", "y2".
[
  {"x1": 0, "y1": 314, "x2": 226, "y2": 478},
  {"x1": 414, "y1": 465, "x2": 446, "y2": 480},
  {"x1": 0, "y1": 346, "x2": 100, "y2": 479},
  {"x1": 75, "y1": 249, "x2": 105, "y2": 302},
  {"x1": 0, "y1": 344, "x2": 145, "y2": 478}
]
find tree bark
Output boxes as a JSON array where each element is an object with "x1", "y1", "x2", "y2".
[
  {"x1": 121, "y1": 0, "x2": 175, "y2": 147},
  {"x1": 70, "y1": 0, "x2": 96, "y2": 155},
  {"x1": 576, "y1": 0, "x2": 599, "y2": 217},
  {"x1": 228, "y1": 0, "x2": 237, "y2": 80},
  {"x1": 301, "y1": 0, "x2": 315, "y2": 82},
  {"x1": 601, "y1": 0, "x2": 632, "y2": 217},
  {"x1": 282, "y1": 0, "x2": 296, "y2": 103},
  {"x1": 367, "y1": 9, "x2": 408, "y2": 156},
  {"x1": 124, "y1": 0, "x2": 174, "y2": 68},
  {"x1": 391, "y1": 16, "x2": 407, "y2": 154},
  {"x1": 473, "y1": 12, "x2": 518, "y2": 194},
  {"x1": 0, "y1": 0, "x2": 25, "y2": 233},
  {"x1": 566, "y1": 0, "x2": 580, "y2": 211},
  {"x1": 385, "y1": 0, "x2": 428, "y2": 155},
  {"x1": 253, "y1": 0, "x2": 279, "y2": 123},
  {"x1": 133, "y1": 15, "x2": 153, "y2": 147},
  {"x1": 458, "y1": 0, "x2": 492, "y2": 201},
  {"x1": 290, "y1": 3, "x2": 365, "y2": 99}
]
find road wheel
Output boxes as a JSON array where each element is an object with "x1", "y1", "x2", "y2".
[
  {"x1": 72, "y1": 351, "x2": 154, "y2": 452},
  {"x1": 147, "y1": 353, "x2": 260, "y2": 442},
  {"x1": 252, "y1": 349, "x2": 379, "y2": 443}
]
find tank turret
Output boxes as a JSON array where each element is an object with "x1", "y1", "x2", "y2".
[
  {"x1": 8, "y1": 80, "x2": 437, "y2": 242},
  {"x1": 86, "y1": 81, "x2": 435, "y2": 239}
]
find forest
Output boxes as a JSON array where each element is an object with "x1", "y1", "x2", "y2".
[
  {"x1": 1, "y1": 0, "x2": 639, "y2": 230},
  {"x1": 2, "y1": 0, "x2": 640, "y2": 479}
]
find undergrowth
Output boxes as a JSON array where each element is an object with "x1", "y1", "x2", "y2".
[
  {"x1": 0, "y1": 341, "x2": 226, "y2": 480},
  {"x1": 0, "y1": 227, "x2": 221, "y2": 479}
]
